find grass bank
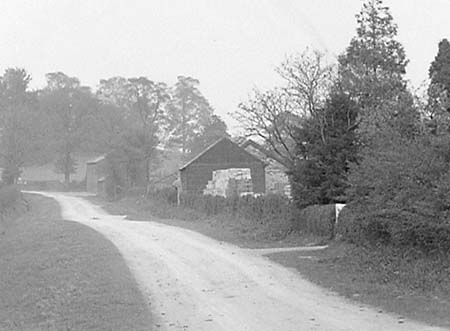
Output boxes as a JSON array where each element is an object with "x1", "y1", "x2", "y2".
[
  {"x1": 92, "y1": 193, "x2": 450, "y2": 329},
  {"x1": 0, "y1": 194, "x2": 152, "y2": 330},
  {"x1": 269, "y1": 242, "x2": 450, "y2": 329},
  {"x1": 0, "y1": 185, "x2": 28, "y2": 235}
]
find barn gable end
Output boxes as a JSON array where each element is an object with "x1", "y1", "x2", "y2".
[{"x1": 179, "y1": 138, "x2": 266, "y2": 195}]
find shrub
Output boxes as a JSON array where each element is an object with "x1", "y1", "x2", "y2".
[
  {"x1": 337, "y1": 203, "x2": 450, "y2": 255},
  {"x1": 179, "y1": 192, "x2": 293, "y2": 223},
  {"x1": 148, "y1": 187, "x2": 177, "y2": 205},
  {"x1": 0, "y1": 185, "x2": 22, "y2": 213},
  {"x1": 147, "y1": 187, "x2": 339, "y2": 238},
  {"x1": 294, "y1": 204, "x2": 336, "y2": 238},
  {"x1": 341, "y1": 134, "x2": 450, "y2": 255}
]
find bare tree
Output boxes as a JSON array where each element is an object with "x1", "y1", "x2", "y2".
[
  {"x1": 235, "y1": 48, "x2": 334, "y2": 168},
  {"x1": 236, "y1": 88, "x2": 297, "y2": 167},
  {"x1": 277, "y1": 48, "x2": 334, "y2": 118}
]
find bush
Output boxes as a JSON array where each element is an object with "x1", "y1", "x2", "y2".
[
  {"x1": 148, "y1": 187, "x2": 178, "y2": 205},
  {"x1": 294, "y1": 204, "x2": 336, "y2": 238},
  {"x1": 149, "y1": 189, "x2": 337, "y2": 238},
  {"x1": 337, "y1": 203, "x2": 450, "y2": 255},
  {"x1": 0, "y1": 185, "x2": 22, "y2": 213},
  {"x1": 341, "y1": 134, "x2": 450, "y2": 255},
  {"x1": 179, "y1": 192, "x2": 294, "y2": 224}
]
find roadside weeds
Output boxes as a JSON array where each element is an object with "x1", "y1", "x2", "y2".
[{"x1": 91, "y1": 194, "x2": 450, "y2": 329}]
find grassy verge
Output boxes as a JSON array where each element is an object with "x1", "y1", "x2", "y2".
[
  {"x1": 0, "y1": 185, "x2": 27, "y2": 235},
  {"x1": 90, "y1": 194, "x2": 324, "y2": 249},
  {"x1": 0, "y1": 194, "x2": 152, "y2": 330},
  {"x1": 269, "y1": 241, "x2": 450, "y2": 328},
  {"x1": 92, "y1": 193, "x2": 450, "y2": 328}
]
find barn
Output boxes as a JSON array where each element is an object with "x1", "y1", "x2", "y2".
[
  {"x1": 179, "y1": 137, "x2": 266, "y2": 195},
  {"x1": 240, "y1": 140, "x2": 292, "y2": 197},
  {"x1": 85, "y1": 155, "x2": 106, "y2": 194}
]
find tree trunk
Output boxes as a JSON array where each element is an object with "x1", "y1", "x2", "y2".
[
  {"x1": 64, "y1": 150, "x2": 71, "y2": 186},
  {"x1": 145, "y1": 157, "x2": 151, "y2": 197}
]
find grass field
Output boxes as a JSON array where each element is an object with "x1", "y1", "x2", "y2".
[{"x1": 0, "y1": 194, "x2": 152, "y2": 331}]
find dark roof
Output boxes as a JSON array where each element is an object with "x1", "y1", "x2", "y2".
[
  {"x1": 179, "y1": 137, "x2": 265, "y2": 171},
  {"x1": 240, "y1": 140, "x2": 290, "y2": 168}
]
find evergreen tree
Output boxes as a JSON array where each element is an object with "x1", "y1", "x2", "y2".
[
  {"x1": 427, "y1": 38, "x2": 450, "y2": 135},
  {"x1": 187, "y1": 114, "x2": 229, "y2": 157},
  {"x1": 290, "y1": 89, "x2": 358, "y2": 208},
  {"x1": 429, "y1": 39, "x2": 450, "y2": 94},
  {"x1": 338, "y1": 0, "x2": 414, "y2": 140},
  {"x1": 166, "y1": 76, "x2": 213, "y2": 155}
]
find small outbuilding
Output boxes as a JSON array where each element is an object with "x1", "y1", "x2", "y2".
[
  {"x1": 85, "y1": 155, "x2": 106, "y2": 194},
  {"x1": 240, "y1": 140, "x2": 292, "y2": 197},
  {"x1": 179, "y1": 137, "x2": 266, "y2": 195}
]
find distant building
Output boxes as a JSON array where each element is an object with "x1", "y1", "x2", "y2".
[
  {"x1": 240, "y1": 140, "x2": 291, "y2": 197},
  {"x1": 85, "y1": 155, "x2": 106, "y2": 194},
  {"x1": 178, "y1": 137, "x2": 266, "y2": 195}
]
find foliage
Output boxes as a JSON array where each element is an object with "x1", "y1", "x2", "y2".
[
  {"x1": 179, "y1": 193, "x2": 292, "y2": 225},
  {"x1": 339, "y1": 0, "x2": 408, "y2": 104},
  {"x1": 0, "y1": 68, "x2": 37, "y2": 184},
  {"x1": 293, "y1": 204, "x2": 336, "y2": 238},
  {"x1": 97, "y1": 76, "x2": 169, "y2": 189},
  {"x1": 426, "y1": 38, "x2": 450, "y2": 135},
  {"x1": 54, "y1": 154, "x2": 77, "y2": 178},
  {"x1": 148, "y1": 186, "x2": 178, "y2": 206},
  {"x1": 235, "y1": 49, "x2": 334, "y2": 168},
  {"x1": 429, "y1": 39, "x2": 450, "y2": 96},
  {"x1": 148, "y1": 189, "x2": 336, "y2": 238},
  {"x1": 340, "y1": 134, "x2": 450, "y2": 254},
  {"x1": 187, "y1": 114, "x2": 229, "y2": 157},
  {"x1": 338, "y1": 0, "x2": 413, "y2": 141},
  {"x1": 39, "y1": 72, "x2": 99, "y2": 184},
  {"x1": 290, "y1": 89, "x2": 359, "y2": 208},
  {"x1": 165, "y1": 76, "x2": 214, "y2": 154},
  {"x1": 277, "y1": 49, "x2": 335, "y2": 117}
]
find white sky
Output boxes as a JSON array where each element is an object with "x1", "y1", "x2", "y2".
[{"x1": 1, "y1": 0, "x2": 449, "y2": 132}]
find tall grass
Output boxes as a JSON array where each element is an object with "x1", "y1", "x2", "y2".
[
  {"x1": 0, "y1": 185, "x2": 22, "y2": 213},
  {"x1": 0, "y1": 185, "x2": 25, "y2": 233}
]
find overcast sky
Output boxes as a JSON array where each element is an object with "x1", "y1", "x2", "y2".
[{"x1": 1, "y1": 0, "x2": 449, "y2": 132}]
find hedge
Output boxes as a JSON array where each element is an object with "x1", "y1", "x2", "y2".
[
  {"x1": 148, "y1": 188, "x2": 337, "y2": 238},
  {"x1": 337, "y1": 204, "x2": 450, "y2": 255},
  {"x1": 294, "y1": 204, "x2": 336, "y2": 238},
  {"x1": 179, "y1": 192, "x2": 293, "y2": 225}
]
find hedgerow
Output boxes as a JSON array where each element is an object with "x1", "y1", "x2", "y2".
[
  {"x1": 340, "y1": 134, "x2": 450, "y2": 255},
  {"x1": 148, "y1": 187, "x2": 337, "y2": 238},
  {"x1": 294, "y1": 204, "x2": 336, "y2": 238}
]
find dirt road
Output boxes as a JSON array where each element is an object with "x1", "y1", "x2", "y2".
[{"x1": 31, "y1": 192, "x2": 447, "y2": 331}]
